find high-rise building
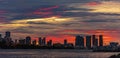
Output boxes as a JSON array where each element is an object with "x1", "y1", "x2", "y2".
[
  {"x1": 92, "y1": 35, "x2": 98, "y2": 47},
  {"x1": 38, "y1": 37, "x2": 42, "y2": 45},
  {"x1": 5, "y1": 31, "x2": 11, "y2": 37},
  {"x1": 4, "y1": 31, "x2": 12, "y2": 45},
  {"x1": 75, "y1": 35, "x2": 84, "y2": 48},
  {"x1": 99, "y1": 35, "x2": 103, "y2": 46},
  {"x1": 0, "y1": 34, "x2": 3, "y2": 41},
  {"x1": 64, "y1": 39, "x2": 67, "y2": 46},
  {"x1": 42, "y1": 37, "x2": 46, "y2": 46},
  {"x1": 47, "y1": 40, "x2": 52, "y2": 46},
  {"x1": 0, "y1": 34, "x2": 2, "y2": 38},
  {"x1": 86, "y1": 35, "x2": 91, "y2": 49},
  {"x1": 95, "y1": 39, "x2": 98, "y2": 47},
  {"x1": 25, "y1": 36, "x2": 31, "y2": 45},
  {"x1": 92, "y1": 35, "x2": 96, "y2": 47}
]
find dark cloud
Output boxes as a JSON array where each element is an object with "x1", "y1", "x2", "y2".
[{"x1": 82, "y1": 19, "x2": 120, "y2": 22}]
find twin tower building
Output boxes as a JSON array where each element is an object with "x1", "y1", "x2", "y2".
[{"x1": 75, "y1": 35, "x2": 103, "y2": 48}]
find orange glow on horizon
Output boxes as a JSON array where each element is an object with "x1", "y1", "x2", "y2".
[{"x1": 25, "y1": 30, "x2": 119, "y2": 46}]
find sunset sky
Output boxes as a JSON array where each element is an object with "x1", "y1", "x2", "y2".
[{"x1": 0, "y1": 0, "x2": 120, "y2": 45}]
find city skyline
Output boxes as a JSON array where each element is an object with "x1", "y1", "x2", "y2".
[
  {"x1": 0, "y1": 31, "x2": 104, "y2": 47},
  {"x1": 0, "y1": 0, "x2": 120, "y2": 45},
  {"x1": 0, "y1": 31, "x2": 116, "y2": 46}
]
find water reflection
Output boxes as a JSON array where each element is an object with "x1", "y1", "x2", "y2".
[{"x1": 0, "y1": 49, "x2": 119, "y2": 58}]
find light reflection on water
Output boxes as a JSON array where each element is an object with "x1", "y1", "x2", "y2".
[{"x1": 0, "y1": 49, "x2": 119, "y2": 58}]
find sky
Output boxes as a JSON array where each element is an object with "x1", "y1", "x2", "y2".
[{"x1": 0, "y1": 0, "x2": 120, "y2": 45}]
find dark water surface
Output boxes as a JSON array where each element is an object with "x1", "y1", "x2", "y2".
[{"x1": 0, "y1": 49, "x2": 119, "y2": 58}]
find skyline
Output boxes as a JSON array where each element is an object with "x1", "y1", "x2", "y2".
[
  {"x1": 0, "y1": 31, "x2": 104, "y2": 48},
  {"x1": 0, "y1": 0, "x2": 120, "y2": 44},
  {"x1": 0, "y1": 31, "x2": 107, "y2": 46}
]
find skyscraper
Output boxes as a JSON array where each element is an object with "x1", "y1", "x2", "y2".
[
  {"x1": 4, "y1": 31, "x2": 12, "y2": 45},
  {"x1": 92, "y1": 35, "x2": 96, "y2": 47},
  {"x1": 0, "y1": 34, "x2": 3, "y2": 41},
  {"x1": 0, "y1": 34, "x2": 2, "y2": 38},
  {"x1": 38, "y1": 37, "x2": 42, "y2": 45},
  {"x1": 99, "y1": 35, "x2": 103, "y2": 46},
  {"x1": 64, "y1": 39, "x2": 67, "y2": 46},
  {"x1": 5, "y1": 31, "x2": 11, "y2": 37},
  {"x1": 86, "y1": 35, "x2": 91, "y2": 49},
  {"x1": 75, "y1": 35, "x2": 84, "y2": 48},
  {"x1": 92, "y1": 35, "x2": 98, "y2": 47},
  {"x1": 47, "y1": 40, "x2": 52, "y2": 46},
  {"x1": 25, "y1": 36, "x2": 31, "y2": 45},
  {"x1": 42, "y1": 37, "x2": 46, "y2": 46},
  {"x1": 95, "y1": 39, "x2": 98, "y2": 47}
]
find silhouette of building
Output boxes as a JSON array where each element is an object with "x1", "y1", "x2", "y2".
[
  {"x1": 92, "y1": 35, "x2": 96, "y2": 47},
  {"x1": 110, "y1": 42, "x2": 118, "y2": 47},
  {"x1": 42, "y1": 37, "x2": 46, "y2": 46},
  {"x1": 32, "y1": 40, "x2": 36, "y2": 45},
  {"x1": 64, "y1": 39, "x2": 67, "y2": 46},
  {"x1": 75, "y1": 35, "x2": 84, "y2": 48},
  {"x1": 86, "y1": 35, "x2": 91, "y2": 49},
  {"x1": 25, "y1": 36, "x2": 31, "y2": 45},
  {"x1": 92, "y1": 35, "x2": 98, "y2": 47},
  {"x1": 95, "y1": 39, "x2": 98, "y2": 47},
  {"x1": 19, "y1": 39, "x2": 25, "y2": 45},
  {"x1": 0, "y1": 34, "x2": 3, "y2": 42},
  {"x1": 47, "y1": 40, "x2": 52, "y2": 46},
  {"x1": 38, "y1": 37, "x2": 42, "y2": 45},
  {"x1": 4, "y1": 31, "x2": 12, "y2": 45},
  {"x1": 99, "y1": 35, "x2": 103, "y2": 46},
  {"x1": 5, "y1": 31, "x2": 10, "y2": 37}
]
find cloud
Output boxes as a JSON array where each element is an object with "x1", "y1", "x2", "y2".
[{"x1": 0, "y1": 0, "x2": 120, "y2": 44}]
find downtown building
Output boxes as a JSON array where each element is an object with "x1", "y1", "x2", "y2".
[
  {"x1": 75, "y1": 35, "x2": 84, "y2": 48},
  {"x1": 86, "y1": 35, "x2": 92, "y2": 49},
  {"x1": 38, "y1": 37, "x2": 46, "y2": 46}
]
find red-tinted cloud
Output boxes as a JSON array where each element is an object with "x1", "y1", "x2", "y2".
[
  {"x1": 86, "y1": 1, "x2": 101, "y2": 6},
  {"x1": 28, "y1": 5, "x2": 62, "y2": 18},
  {"x1": 36, "y1": 5, "x2": 59, "y2": 11}
]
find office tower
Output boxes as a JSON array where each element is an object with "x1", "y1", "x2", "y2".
[
  {"x1": 92, "y1": 35, "x2": 96, "y2": 47},
  {"x1": 38, "y1": 37, "x2": 42, "y2": 45},
  {"x1": 86, "y1": 36, "x2": 91, "y2": 49},
  {"x1": 64, "y1": 39, "x2": 67, "y2": 46},
  {"x1": 4, "y1": 31, "x2": 12, "y2": 45},
  {"x1": 25, "y1": 36, "x2": 31, "y2": 45},
  {"x1": 99, "y1": 35, "x2": 103, "y2": 46},
  {"x1": 75, "y1": 35, "x2": 84, "y2": 48},
  {"x1": 0, "y1": 34, "x2": 3, "y2": 41},
  {"x1": 92, "y1": 35, "x2": 98, "y2": 47},
  {"x1": 95, "y1": 39, "x2": 98, "y2": 47},
  {"x1": 32, "y1": 40, "x2": 36, "y2": 45},
  {"x1": 5, "y1": 31, "x2": 11, "y2": 37},
  {"x1": 47, "y1": 40, "x2": 52, "y2": 46},
  {"x1": 42, "y1": 37, "x2": 46, "y2": 46},
  {"x1": 0, "y1": 34, "x2": 2, "y2": 38}
]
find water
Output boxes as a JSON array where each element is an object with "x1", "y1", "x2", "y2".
[{"x1": 0, "y1": 49, "x2": 119, "y2": 58}]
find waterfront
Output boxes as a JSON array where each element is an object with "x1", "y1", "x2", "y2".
[{"x1": 0, "y1": 49, "x2": 119, "y2": 58}]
